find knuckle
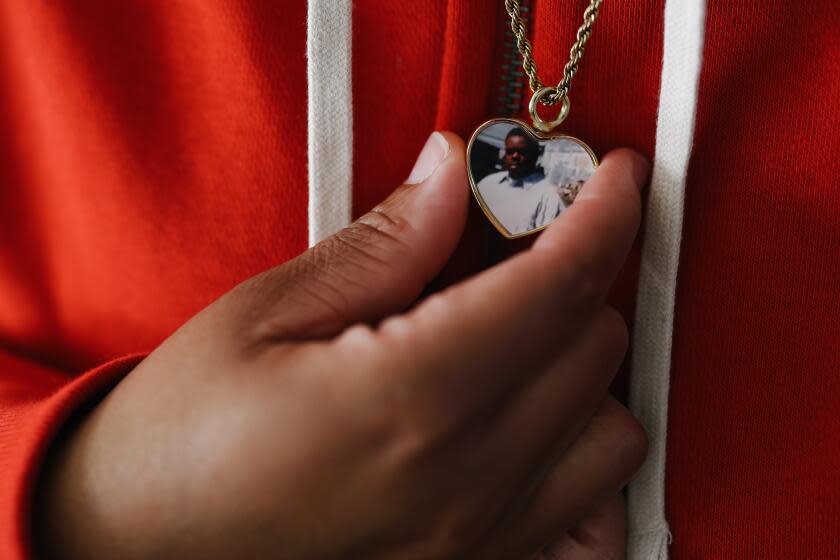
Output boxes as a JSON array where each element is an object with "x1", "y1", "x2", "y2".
[
  {"x1": 242, "y1": 254, "x2": 356, "y2": 343},
  {"x1": 339, "y1": 206, "x2": 413, "y2": 263},
  {"x1": 529, "y1": 247, "x2": 602, "y2": 315},
  {"x1": 597, "y1": 306, "x2": 630, "y2": 356},
  {"x1": 370, "y1": 322, "x2": 461, "y2": 460},
  {"x1": 559, "y1": 256, "x2": 604, "y2": 313},
  {"x1": 334, "y1": 327, "x2": 437, "y2": 449},
  {"x1": 377, "y1": 313, "x2": 417, "y2": 344},
  {"x1": 411, "y1": 290, "x2": 459, "y2": 331},
  {"x1": 386, "y1": 403, "x2": 464, "y2": 469},
  {"x1": 390, "y1": 401, "x2": 460, "y2": 463},
  {"x1": 335, "y1": 322, "x2": 381, "y2": 351},
  {"x1": 606, "y1": 405, "x2": 649, "y2": 473},
  {"x1": 323, "y1": 208, "x2": 421, "y2": 294},
  {"x1": 388, "y1": 406, "x2": 448, "y2": 466},
  {"x1": 412, "y1": 498, "x2": 502, "y2": 558}
]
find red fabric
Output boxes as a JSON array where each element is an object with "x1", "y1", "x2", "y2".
[
  {"x1": 0, "y1": 353, "x2": 143, "y2": 559},
  {"x1": 667, "y1": 2, "x2": 840, "y2": 556},
  {"x1": 0, "y1": 2, "x2": 309, "y2": 371},
  {"x1": 0, "y1": 1, "x2": 837, "y2": 558}
]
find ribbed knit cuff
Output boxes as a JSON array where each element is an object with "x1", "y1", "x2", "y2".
[{"x1": 0, "y1": 353, "x2": 146, "y2": 559}]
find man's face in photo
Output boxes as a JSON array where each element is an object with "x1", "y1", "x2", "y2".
[{"x1": 502, "y1": 133, "x2": 538, "y2": 180}]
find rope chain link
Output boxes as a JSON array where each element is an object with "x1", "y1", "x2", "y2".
[{"x1": 505, "y1": 0, "x2": 603, "y2": 106}]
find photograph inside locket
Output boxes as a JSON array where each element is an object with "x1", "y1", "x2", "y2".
[{"x1": 470, "y1": 121, "x2": 596, "y2": 235}]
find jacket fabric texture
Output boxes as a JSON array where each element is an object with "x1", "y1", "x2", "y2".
[{"x1": 0, "y1": 1, "x2": 838, "y2": 558}]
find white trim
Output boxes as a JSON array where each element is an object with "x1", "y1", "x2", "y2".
[
  {"x1": 307, "y1": 0, "x2": 353, "y2": 246},
  {"x1": 627, "y1": 0, "x2": 707, "y2": 558}
]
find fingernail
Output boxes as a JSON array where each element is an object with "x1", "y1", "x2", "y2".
[{"x1": 405, "y1": 132, "x2": 450, "y2": 184}]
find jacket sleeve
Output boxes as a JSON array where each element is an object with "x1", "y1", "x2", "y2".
[{"x1": 0, "y1": 350, "x2": 145, "y2": 559}]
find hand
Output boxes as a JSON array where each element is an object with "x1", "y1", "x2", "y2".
[{"x1": 35, "y1": 132, "x2": 649, "y2": 560}]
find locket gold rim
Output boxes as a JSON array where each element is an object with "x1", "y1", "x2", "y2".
[{"x1": 466, "y1": 118, "x2": 599, "y2": 239}]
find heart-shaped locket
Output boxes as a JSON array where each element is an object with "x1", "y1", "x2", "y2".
[{"x1": 467, "y1": 118, "x2": 598, "y2": 239}]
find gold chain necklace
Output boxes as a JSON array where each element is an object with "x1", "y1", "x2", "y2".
[
  {"x1": 507, "y1": 0, "x2": 602, "y2": 127},
  {"x1": 466, "y1": 1, "x2": 604, "y2": 239}
]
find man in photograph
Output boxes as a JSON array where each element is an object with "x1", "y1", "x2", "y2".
[{"x1": 476, "y1": 127, "x2": 563, "y2": 234}]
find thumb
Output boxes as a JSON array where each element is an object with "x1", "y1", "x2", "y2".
[{"x1": 242, "y1": 131, "x2": 469, "y2": 341}]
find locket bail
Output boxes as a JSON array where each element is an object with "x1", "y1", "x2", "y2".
[{"x1": 529, "y1": 87, "x2": 571, "y2": 133}]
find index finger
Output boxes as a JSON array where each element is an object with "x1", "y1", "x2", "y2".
[
  {"x1": 534, "y1": 147, "x2": 648, "y2": 297},
  {"x1": 381, "y1": 149, "x2": 649, "y2": 412}
]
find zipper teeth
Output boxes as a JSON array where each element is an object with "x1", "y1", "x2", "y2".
[
  {"x1": 482, "y1": 1, "x2": 533, "y2": 269},
  {"x1": 495, "y1": 1, "x2": 531, "y2": 116}
]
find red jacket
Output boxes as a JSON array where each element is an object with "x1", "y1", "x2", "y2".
[{"x1": 1, "y1": 1, "x2": 837, "y2": 557}]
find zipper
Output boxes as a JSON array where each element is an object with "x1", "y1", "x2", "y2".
[
  {"x1": 482, "y1": 0, "x2": 534, "y2": 268},
  {"x1": 493, "y1": 0, "x2": 531, "y2": 117}
]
